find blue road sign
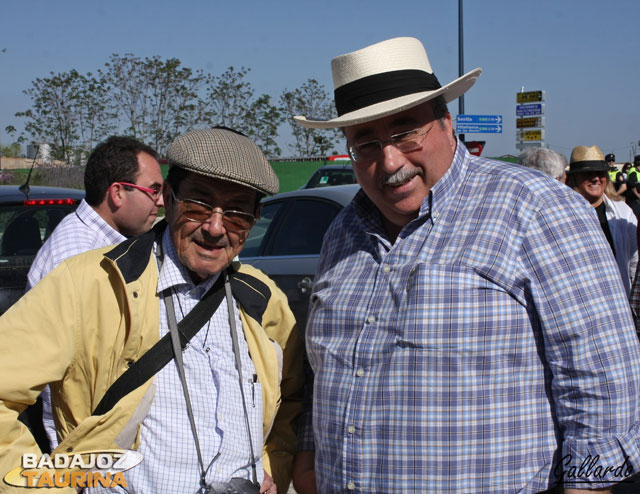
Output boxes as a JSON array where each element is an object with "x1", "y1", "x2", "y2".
[
  {"x1": 516, "y1": 104, "x2": 544, "y2": 117},
  {"x1": 456, "y1": 114, "x2": 502, "y2": 124},
  {"x1": 456, "y1": 123, "x2": 503, "y2": 134}
]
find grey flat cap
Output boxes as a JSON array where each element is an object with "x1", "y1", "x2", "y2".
[{"x1": 167, "y1": 128, "x2": 279, "y2": 195}]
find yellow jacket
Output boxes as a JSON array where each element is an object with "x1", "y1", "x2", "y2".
[{"x1": 0, "y1": 224, "x2": 303, "y2": 492}]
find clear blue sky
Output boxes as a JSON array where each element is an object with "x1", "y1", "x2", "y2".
[{"x1": 1, "y1": 0, "x2": 639, "y2": 160}]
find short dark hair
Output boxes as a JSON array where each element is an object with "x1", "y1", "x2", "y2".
[
  {"x1": 431, "y1": 96, "x2": 449, "y2": 130},
  {"x1": 84, "y1": 136, "x2": 158, "y2": 206}
]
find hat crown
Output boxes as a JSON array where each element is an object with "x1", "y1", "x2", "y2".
[
  {"x1": 570, "y1": 145, "x2": 605, "y2": 164},
  {"x1": 331, "y1": 37, "x2": 433, "y2": 89},
  {"x1": 167, "y1": 128, "x2": 278, "y2": 195}
]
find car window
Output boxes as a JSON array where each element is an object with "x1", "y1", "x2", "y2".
[
  {"x1": 241, "y1": 201, "x2": 285, "y2": 257},
  {"x1": 306, "y1": 168, "x2": 356, "y2": 188},
  {"x1": 0, "y1": 205, "x2": 75, "y2": 256},
  {"x1": 267, "y1": 199, "x2": 341, "y2": 256}
]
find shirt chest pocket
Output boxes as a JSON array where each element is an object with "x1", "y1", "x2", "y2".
[{"x1": 397, "y1": 263, "x2": 527, "y2": 356}]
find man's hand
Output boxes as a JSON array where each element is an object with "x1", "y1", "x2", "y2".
[
  {"x1": 292, "y1": 450, "x2": 317, "y2": 494},
  {"x1": 260, "y1": 471, "x2": 277, "y2": 494}
]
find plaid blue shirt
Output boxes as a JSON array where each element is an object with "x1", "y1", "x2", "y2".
[{"x1": 304, "y1": 142, "x2": 640, "y2": 493}]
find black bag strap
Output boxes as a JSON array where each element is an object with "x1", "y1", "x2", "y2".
[{"x1": 92, "y1": 272, "x2": 227, "y2": 416}]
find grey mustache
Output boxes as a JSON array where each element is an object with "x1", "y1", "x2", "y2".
[{"x1": 383, "y1": 168, "x2": 420, "y2": 186}]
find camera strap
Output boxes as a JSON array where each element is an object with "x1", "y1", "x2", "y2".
[
  {"x1": 157, "y1": 240, "x2": 257, "y2": 491},
  {"x1": 164, "y1": 272, "x2": 258, "y2": 491}
]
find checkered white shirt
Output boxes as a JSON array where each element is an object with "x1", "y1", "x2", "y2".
[
  {"x1": 92, "y1": 229, "x2": 264, "y2": 493},
  {"x1": 27, "y1": 199, "x2": 125, "y2": 289}
]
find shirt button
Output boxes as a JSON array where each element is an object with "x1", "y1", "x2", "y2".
[
  {"x1": 347, "y1": 425, "x2": 355, "y2": 434},
  {"x1": 367, "y1": 315, "x2": 376, "y2": 324},
  {"x1": 356, "y1": 368, "x2": 365, "y2": 377},
  {"x1": 347, "y1": 481, "x2": 355, "y2": 490},
  {"x1": 132, "y1": 291, "x2": 138, "y2": 298},
  {"x1": 383, "y1": 265, "x2": 390, "y2": 273}
]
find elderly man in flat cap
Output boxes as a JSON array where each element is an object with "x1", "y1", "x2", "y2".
[
  {"x1": 293, "y1": 37, "x2": 640, "y2": 494},
  {"x1": 0, "y1": 128, "x2": 303, "y2": 494}
]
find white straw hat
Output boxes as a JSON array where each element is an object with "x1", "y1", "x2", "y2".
[{"x1": 294, "y1": 37, "x2": 482, "y2": 129}]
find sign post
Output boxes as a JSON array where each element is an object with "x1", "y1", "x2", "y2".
[{"x1": 515, "y1": 90, "x2": 545, "y2": 150}]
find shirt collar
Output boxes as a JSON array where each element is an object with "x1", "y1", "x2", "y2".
[
  {"x1": 156, "y1": 228, "x2": 219, "y2": 294},
  {"x1": 427, "y1": 138, "x2": 470, "y2": 221},
  {"x1": 76, "y1": 199, "x2": 125, "y2": 244}
]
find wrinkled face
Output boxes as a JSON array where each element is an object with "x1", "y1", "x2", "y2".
[
  {"x1": 117, "y1": 151, "x2": 164, "y2": 236},
  {"x1": 164, "y1": 173, "x2": 259, "y2": 283},
  {"x1": 345, "y1": 101, "x2": 456, "y2": 237},
  {"x1": 573, "y1": 171, "x2": 608, "y2": 204}
]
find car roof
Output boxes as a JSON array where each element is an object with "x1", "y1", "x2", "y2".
[
  {"x1": 314, "y1": 164, "x2": 353, "y2": 170},
  {"x1": 0, "y1": 185, "x2": 85, "y2": 203},
  {"x1": 265, "y1": 183, "x2": 360, "y2": 207}
]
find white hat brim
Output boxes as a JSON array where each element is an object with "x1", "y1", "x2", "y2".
[{"x1": 294, "y1": 68, "x2": 482, "y2": 129}]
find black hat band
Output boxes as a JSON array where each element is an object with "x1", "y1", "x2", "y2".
[
  {"x1": 569, "y1": 160, "x2": 608, "y2": 173},
  {"x1": 334, "y1": 69, "x2": 441, "y2": 116}
]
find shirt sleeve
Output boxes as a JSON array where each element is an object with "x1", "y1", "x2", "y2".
[{"x1": 522, "y1": 191, "x2": 640, "y2": 489}]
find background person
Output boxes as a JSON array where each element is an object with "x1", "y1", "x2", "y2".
[
  {"x1": 517, "y1": 147, "x2": 567, "y2": 181},
  {"x1": 292, "y1": 37, "x2": 640, "y2": 494},
  {"x1": 606, "y1": 153, "x2": 626, "y2": 193},
  {"x1": 625, "y1": 156, "x2": 640, "y2": 219},
  {"x1": 25, "y1": 135, "x2": 164, "y2": 453},
  {"x1": 566, "y1": 145, "x2": 638, "y2": 296},
  {"x1": 27, "y1": 135, "x2": 164, "y2": 289},
  {"x1": 0, "y1": 128, "x2": 303, "y2": 494}
]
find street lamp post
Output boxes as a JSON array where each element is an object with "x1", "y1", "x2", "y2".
[{"x1": 458, "y1": 0, "x2": 465, "y2": 143}]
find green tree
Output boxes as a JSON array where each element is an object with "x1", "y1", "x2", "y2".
[
  {"x1": 16, "y1": 70, "x2": 114, "y2": 163},
  {"x1": 280, "y1": 79, "x2": 341, "y2": 157},
  {"x1": 102, "y1": 54, "x2": 207, "y2": 155},
  {"x1": 204, "y1": 67, "x2": 283, "y2": 158},
  {"x1": 16, "y1": 70, "x2": 81, "y2": 162},
  {"x1": 0, "y1": 142, "x2": 22, "y2": 157}
]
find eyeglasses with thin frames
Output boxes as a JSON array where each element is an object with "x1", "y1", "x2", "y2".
[
  {"x1": 347, "y1": 122, "x2": 435, "y2": 163},
  {"x1": 115, "y1": 181, "x2": 162, "y2": 200},
  {"x1": 169, "y1": 188, "x2": 256, "y2": 234}
]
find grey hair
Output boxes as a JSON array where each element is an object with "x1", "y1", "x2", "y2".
[{"x1": 518, "y1": 147, "x2": 567, "y2": 180}]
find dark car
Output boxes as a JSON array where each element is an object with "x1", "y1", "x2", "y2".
[
  {"x1": 302, "y1": 163, "x2": 357, "y2": 189},
  {"x1": 0, "y1": 185, "x2": 84, "y2": 313},
  {"x1": 240, "y1": 184, "x2": 359, "y2": 330}
]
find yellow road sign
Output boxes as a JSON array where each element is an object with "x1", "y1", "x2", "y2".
[
  {"x1": 516, "y1": 117, "x2": 545, "y2": 128},
  {"x1": 516, "y1": 91, "x2": 545, "y2": 103},
  {"x1": 516, "y1": 130, "x2": 544, "y2": 142}
]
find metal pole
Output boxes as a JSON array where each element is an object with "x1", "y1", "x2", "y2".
[{"x1": 458, "y1": 0, "x2": 465, "y2": 142}]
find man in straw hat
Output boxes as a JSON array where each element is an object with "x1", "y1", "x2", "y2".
[
  {"x1": 566, "y1": 145, "x2": 637, "y2": 296},
  {"x1": 293, "y1": 37, "x2": 640, "y2": 494},
  {"x1": 0, "y1": 128, "x2": 303, "y2": 493}
]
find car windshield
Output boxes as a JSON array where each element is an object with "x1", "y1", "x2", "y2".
[
  {"x1": 0, "y1": 204, "x2": 76, "y2": 257},
  {"x1": 306, "y1": 168, "x2": 356, "y2": 188}
]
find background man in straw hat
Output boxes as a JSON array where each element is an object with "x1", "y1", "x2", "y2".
[
  {"x1": 566, "y1": 145, "x2": 637, "y2": 296},
  {"x1": 292, "y1": 37, "x2": 640, "y2": 494},
  {"x1": 0, "y1": 128, "x2": 303, "y2": 493}
]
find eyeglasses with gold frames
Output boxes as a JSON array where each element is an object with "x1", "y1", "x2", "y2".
[{"x1": 169, "y1": 188, "x2": 255, "y2": 233}]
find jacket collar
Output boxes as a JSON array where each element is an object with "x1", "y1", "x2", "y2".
[{"x1": 104, "y1": 220, "x2": 167, "y2": 284}]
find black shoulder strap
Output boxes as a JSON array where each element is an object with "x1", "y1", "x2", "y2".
[{"x1": 92, "y1": 273, "x2": 226, "y2": 416}]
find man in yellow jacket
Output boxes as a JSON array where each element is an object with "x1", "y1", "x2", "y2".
[{"x1": 0, "y1": 128, "x2": 303, "y2": 493}]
